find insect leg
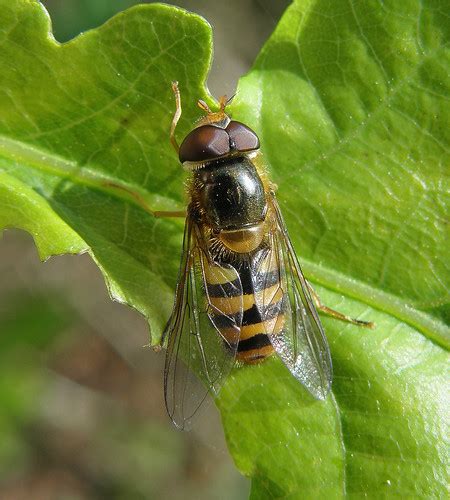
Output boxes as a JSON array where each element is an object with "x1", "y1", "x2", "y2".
[
  {"x1": 307, "y1": 281, "x2": 375, "y2": 329},
  {"x1": 153, "y1": 210, "x2": 187, "y2": 218},
  {"x1": 101, "y1": 181, "x2": 186, "y2": 218},
  {"x1": 170, "y1": 81, "x2": 182, "y2": 154}
]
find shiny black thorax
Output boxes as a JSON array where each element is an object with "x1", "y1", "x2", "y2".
[{"x1": 194, "y1": 156, "x2": 267, "y2": 231}]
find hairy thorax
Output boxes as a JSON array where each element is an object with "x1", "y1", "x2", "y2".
[{"x1": 190, "y1": 155, "x2": 269, "y2": 259}]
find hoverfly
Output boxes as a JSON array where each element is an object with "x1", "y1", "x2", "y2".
[{"x1": 160, "y1": 82, "x2": 373, "y2": 429}]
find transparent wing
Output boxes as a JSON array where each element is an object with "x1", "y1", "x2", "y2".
[
  {"x1": 163, "y1": 218, "x2": 241, "y2": 429},
  {"x1": 256, "y1": 194, "x2": 332, "y2": 399}
]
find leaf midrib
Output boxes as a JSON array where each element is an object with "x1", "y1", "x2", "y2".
[
  {"x1": 0, "y1": 134, "x2": 182, "y2": 211},
  {"x1": 1, "y1": 134, "x2": 448, "y2": 348}
]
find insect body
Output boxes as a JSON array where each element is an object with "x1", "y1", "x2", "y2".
[
  {"x1": 192, "y1": 156, "x2": 282, "y2": 363},
  {"x1": 162, "y1": 83, "x2": 372, "y2": 428}
]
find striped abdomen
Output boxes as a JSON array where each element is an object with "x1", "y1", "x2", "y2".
[{"x1": 205, "y1": 249, "x2": 285, "y2": 363}]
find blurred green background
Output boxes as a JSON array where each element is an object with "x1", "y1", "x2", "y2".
[{"x1": 0, "y1": 1, "x2": 289, "y2": 498}]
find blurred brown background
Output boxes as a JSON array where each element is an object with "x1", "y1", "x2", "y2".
[{"x1": 0, "y1": 1, "x2": 290, "y2": 499}]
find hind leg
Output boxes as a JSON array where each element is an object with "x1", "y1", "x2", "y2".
[{"x1": 307, "y1": 282, "x2": 375, "y2": 329}]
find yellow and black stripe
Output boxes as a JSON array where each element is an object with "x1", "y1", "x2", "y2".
[{"x1": 204, "y1": 252, "x2": 285, "y2": 363}]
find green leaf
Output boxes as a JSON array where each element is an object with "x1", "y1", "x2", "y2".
[
  {"x1": 219, "y1": 0, "x2": 449, "y2": 497},
  {"x1": 0, "y1": 1, "x2": 448, "y2": 498},
  {"x1": 0, "y1": 0, "x2": 213, "y2": 335}
]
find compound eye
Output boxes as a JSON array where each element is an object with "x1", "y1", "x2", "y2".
[
  {"x1": 226, "y1": 121, "x2": 260, "y2": 152},
  {"x1": 179, "y1": 125, "x2": 230, "y2": 163}
]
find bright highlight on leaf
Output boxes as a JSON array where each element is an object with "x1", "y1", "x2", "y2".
[
  {"x1": 0, "y1": 0, "x2": 448, "y2": 498},
  {"x1": 0, "y1": 0, "x2": 213, "y2": 336}
]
